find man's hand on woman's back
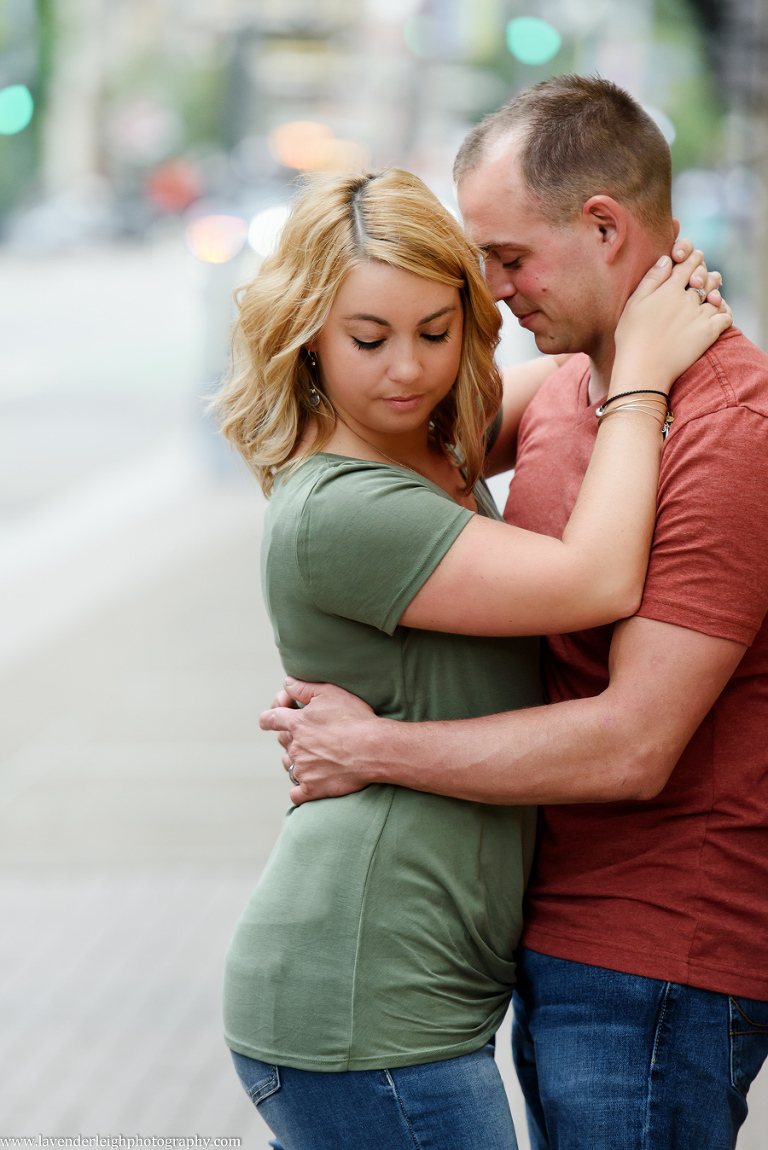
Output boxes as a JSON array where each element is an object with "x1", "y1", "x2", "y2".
[{"x1": 260, "y1": 678, "x2": 382, "y2": 806}]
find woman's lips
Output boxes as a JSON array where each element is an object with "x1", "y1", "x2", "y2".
[{"x1": 382, "y1": 395, "x2": 424, "y2": 411}]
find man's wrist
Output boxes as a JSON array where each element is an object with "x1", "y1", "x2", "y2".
[{"x1": 357, "y1": 715, "x2": 416, "y2": 787}]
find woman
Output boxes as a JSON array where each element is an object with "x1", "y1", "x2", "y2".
[{"x1": 216, "y1": 169, "x2": 729, "y2": 1149}]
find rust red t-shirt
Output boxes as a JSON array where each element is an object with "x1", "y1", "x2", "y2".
[{"x1": 505, "y1": 328, "x2": 768, "y2": 1000}]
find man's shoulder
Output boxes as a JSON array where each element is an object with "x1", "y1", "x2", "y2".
[
  {"x1": 550, "y1": 352, "x2": 591, "y2": 387},
  {"x1": 674, "y1": 328, "x2": 768, "y2": 421},
  {"x1": 525, "y1": 353, "x2": 590, "y2": 415}
]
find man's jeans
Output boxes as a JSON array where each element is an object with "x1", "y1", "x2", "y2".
[
  {"x1": 231, "y1": 1041, "x2": 518, "y2": 1149},
  {"x1": 512, "y1": 948, "x2": 768, "y2": 1149}
]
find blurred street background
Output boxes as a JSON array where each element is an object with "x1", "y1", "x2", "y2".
[{"x1": 1, "y1": 0, "x2": 767, "y2": 1143}]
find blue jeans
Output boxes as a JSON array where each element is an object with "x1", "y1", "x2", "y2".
[
  {"x1": 231, "y1": 1042, "x2": 518, "y2": 1149},
  {"x1": 512, "y1": 948, "x2": 768, "y2": 1149}
]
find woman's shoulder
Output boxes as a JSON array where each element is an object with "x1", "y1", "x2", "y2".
[
  {"x1": 272, "y1": 453, "x2": 502, "y2": 536},
  {"x1": 273, "y1": 452, "x2": 460, "y2": 517}
]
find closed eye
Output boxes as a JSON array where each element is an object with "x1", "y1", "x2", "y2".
[
  {"x1": 422, "y1": 331, "x2": 450, "y2": 343},
  {"x1": 352, "y1": 337, "x2": 385, "y2": 350},
  {"x1": 503, "y1": 258, "x2": 522, "y2": 270}
]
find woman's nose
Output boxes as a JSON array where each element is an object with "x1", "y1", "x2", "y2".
[{"x1": 389, "y1": 343, "x2": 423, "y2": 383}]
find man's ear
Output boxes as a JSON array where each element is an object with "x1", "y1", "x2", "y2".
[{"x1": 582, "y1": 195, "x2": 627, "y2": 264}]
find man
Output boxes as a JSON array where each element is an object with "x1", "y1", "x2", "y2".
[{"x1": 261, "y1": 77, "x2": 768, "y2": 1148}]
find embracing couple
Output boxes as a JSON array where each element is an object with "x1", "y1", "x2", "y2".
[{"x1": 218, "y1": 75, "x2": 768, "y2": 1149}]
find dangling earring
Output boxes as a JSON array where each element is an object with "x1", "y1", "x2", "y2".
[{"x1": 307, "y1": 349, "x2": 321, "y2": 405}]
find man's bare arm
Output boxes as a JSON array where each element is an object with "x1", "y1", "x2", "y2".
[{"x1": 261, "y1": 616, "x2": 745, "y2": 806}]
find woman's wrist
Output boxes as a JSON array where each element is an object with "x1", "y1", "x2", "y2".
[
  {"x1": 597, "y1": 405, "x2": 667, "y2": 431},
  {"x1": 609, "y1": 349, "x2": 676, "y2": 397},
  {"x1": 598, "y1": 389, "x2": 668, "y2": 411},
  {"x1": 607, "y1": 371, "x2": 672, "y2": 400},
  {"x1": 595, "y1": 389, "x2": 672, "y2": 440}
]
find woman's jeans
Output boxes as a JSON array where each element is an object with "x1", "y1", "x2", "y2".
[
  {"x1": 231, "y1": 1042, "x2": 518, "y2": 1149},
  {"x1": 512, "y1": 948, "x2": 768, "y2": 1150}
]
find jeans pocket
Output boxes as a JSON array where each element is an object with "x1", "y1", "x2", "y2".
[
  {"x1": 728, "y1": 996, "x2": 768, "y2": 1098},
  {"x1": 231, "y1": 1051, "x2": 282, "y2": 1105}
]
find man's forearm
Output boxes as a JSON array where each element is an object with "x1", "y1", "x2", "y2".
[
  {"x1": 271, "y1": 619, "x2": 744, "y2": 807},
  {"x1": 364, "y1": 694, "x2": 663, "y2": 805}
]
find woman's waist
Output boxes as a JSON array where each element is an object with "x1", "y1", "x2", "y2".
[{"x1": 253, "y1": 786, "x2": 531, "y2": 927}]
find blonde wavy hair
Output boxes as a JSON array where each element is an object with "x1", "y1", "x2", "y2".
[{"x1": 215, "y1": 168, "x2": 503, "y2": 496}]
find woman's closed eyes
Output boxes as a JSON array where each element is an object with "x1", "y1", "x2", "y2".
[{"x1": 352, "y1": 330, "x2": 451, "y2": 351}]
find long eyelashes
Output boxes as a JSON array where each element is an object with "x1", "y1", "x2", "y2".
[{"x1": 352, "y1": 332, "x2": 450, "y2": 351}]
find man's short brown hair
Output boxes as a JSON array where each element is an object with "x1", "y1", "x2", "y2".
[{"x1": 454, "y1": 74, "x2": 672, "y2": 232}]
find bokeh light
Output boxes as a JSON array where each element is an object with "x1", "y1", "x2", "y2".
[
  {"x1": 183, "y1": 214, "x2": 247, "y2": 264},
  {"x1": 506, "y1": 17, "x2": 562, "y2": 66},
  {"x1": 146, "y1": 158, "x2": 203, "y2": 213},
  {"x1": 248, "y1": 204, "x2": 291, "y2": 258},
  {"x1": 316, "y1": 138, "x2": 370, "y2": 170},
  {"x1": 107, "y1": 98, "x2": 183, "y2": 164},
  {"x1": 268, "y1": 121, "x2": 369, "y2": 172},
  {"x1": 269, "y1": 121, "x2": 333, "y2": 169},
  {"x1": 0, "y1": 84, "x2": 34, "y2": 135}
]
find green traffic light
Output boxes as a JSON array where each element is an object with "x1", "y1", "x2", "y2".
[{"x1": 507, "y1": 17, "x2": 562, "y2": 66}]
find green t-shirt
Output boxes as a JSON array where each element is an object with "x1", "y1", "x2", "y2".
[{"x1": 224, "y1": 454, "x2": 542, "y2": 1072}]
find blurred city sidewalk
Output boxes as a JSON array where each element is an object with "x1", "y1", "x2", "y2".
[
  {"x1": 0, "y1": 476, "x2": 284, "y2": 1139},
  {"x1": 0, "y1": 236, "x2": 282, "y2": 1139}
]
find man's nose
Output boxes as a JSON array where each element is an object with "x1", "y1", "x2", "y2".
[{"x1": 484, "y1": 262, "x2": 516, "y2": 303}]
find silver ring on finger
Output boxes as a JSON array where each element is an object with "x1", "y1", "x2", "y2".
[
  {"x1": 690, "y1": 286, "x2": 707, "y2": 303},
  {"x1": 288, "y1": 763, "x2": 298, "y2": 786}
]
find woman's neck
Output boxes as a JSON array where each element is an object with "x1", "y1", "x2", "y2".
[
  {"x1": 327, "y1": 417, "x2": 432, "y2": 473},
  {"x1": 324, "y1": 417, "x2": 475, "y2": 509}
]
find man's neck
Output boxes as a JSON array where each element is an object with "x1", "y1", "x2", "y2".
[
  {"x1": 588, "y1": 349, "x2": 611, "y2": 404},
  {"x1": 586, "y1": 343, "x2": 615, "y2": 406},
  {"x1": 585, "y1": 238, "x2": 672, "y2": 405}
]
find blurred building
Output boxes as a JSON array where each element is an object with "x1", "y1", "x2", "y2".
[{"x1": 1, "y1": 1, "x2": 767, "y2": 334}]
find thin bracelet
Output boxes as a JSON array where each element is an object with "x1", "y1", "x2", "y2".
[
  {"x1": 596, "y1": 398, "x2": 669, "y2": 425},
  {"x1": 597, "y1": 394, "x2": 670, "y2": 421},
  {"x1": 596, "y1": 389, "x2": 669, "y2": 416},
  {"x1": 597, "y1": 404, "x2": 666, "y2": 428},
  {"x1": 597, "y1": 404, "x2": 675, "y2": 439}
]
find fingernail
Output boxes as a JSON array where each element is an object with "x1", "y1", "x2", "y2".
[
  {"x1": 285, "y1": 676, "x2": 297, "y2": 685},
  {"x1": 656, "y1": 255, "x2": 670, "y2": 267},
  {"x1": 674, "y1": 248, "x2": 685, "y2": 259}
]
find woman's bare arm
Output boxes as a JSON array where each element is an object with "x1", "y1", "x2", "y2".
[
  {"x1": 400, "y1": 252, "x2": 732, "y2": 637},
  {"x1": 484, "y1": 240, "x2": 723, "y2": 478}
]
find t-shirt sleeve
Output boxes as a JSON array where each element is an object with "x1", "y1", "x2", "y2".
[
  {"x1": 638, "y1": 405, "x2": 768, "y2": 645},
  {"x1": 296, "y1": 464, "x2": 474, "y2": 634}
]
